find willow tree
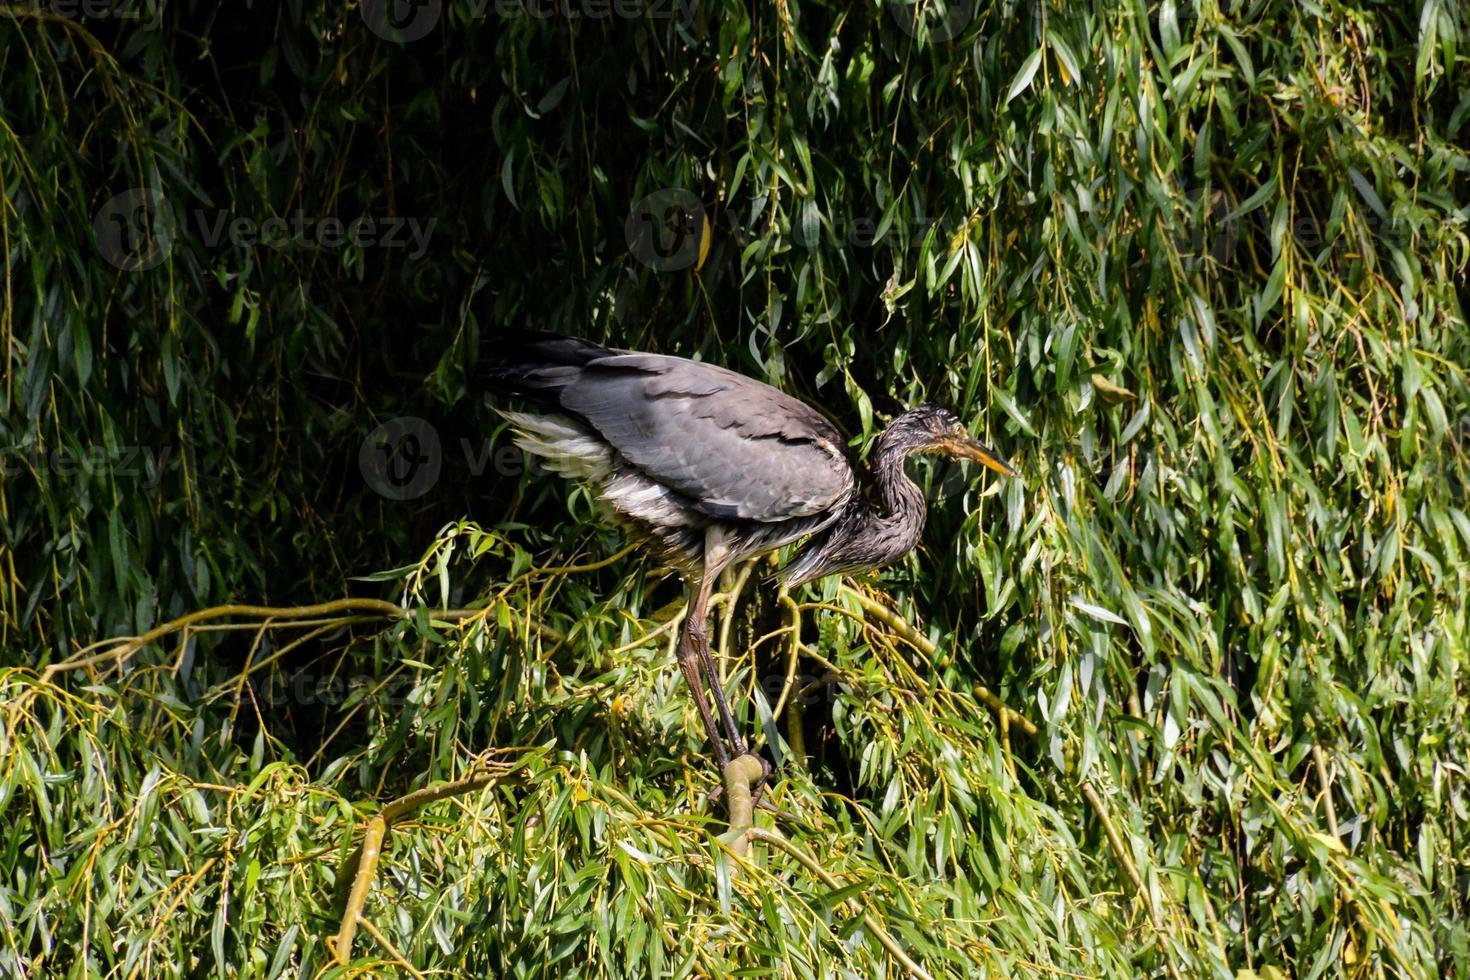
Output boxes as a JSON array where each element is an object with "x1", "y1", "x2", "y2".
[{"x1": 1, "y1": 0, "x2": 1466, "y2": 975}]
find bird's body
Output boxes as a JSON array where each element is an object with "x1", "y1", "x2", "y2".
[
  {"x1": 495, "y1": 349, "x2": 852, "y2": 583},
  {"x1": 490, "y1": 333, "x2": 1016, "y2": 776}
]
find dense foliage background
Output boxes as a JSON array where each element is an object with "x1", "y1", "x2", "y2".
[{"x1": 2, "y1": 0, "x2": 1467, "y2": 975}]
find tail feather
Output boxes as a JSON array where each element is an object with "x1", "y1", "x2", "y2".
[
  {"x1": 485, "y1": 331, "x2": 618, "y2": 406},
  {"x1": 497, "y1": 408, "x2": 613, "y2": 483}
]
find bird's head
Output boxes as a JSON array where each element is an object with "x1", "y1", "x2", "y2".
[{"x1": 883, "y1": 404, "x2": 1019, "y2": 478}]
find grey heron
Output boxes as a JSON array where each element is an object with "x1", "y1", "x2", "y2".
[{"x1": 490, "y1": 333, "x2": 1017, "y2": 782}]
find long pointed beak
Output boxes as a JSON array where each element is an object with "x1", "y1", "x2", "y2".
[{"x1": 949, "y1": 436, "x2": 1020, "y2": 478}]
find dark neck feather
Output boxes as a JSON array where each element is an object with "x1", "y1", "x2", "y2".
[
  {"x1": 778, "y1": 425, "x2": 929, "y2": 587},
  {"x1": 861, "y1": 427, "x2": 928, "y2": 559}
]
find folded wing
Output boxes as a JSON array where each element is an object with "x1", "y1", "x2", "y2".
[{"x1": 494, "y1": 341, "x2": 854, "y2": 523}]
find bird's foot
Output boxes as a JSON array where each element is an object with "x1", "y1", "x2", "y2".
[{"x1": 749, "y1": 754, "x2": 774, "y2": 809}]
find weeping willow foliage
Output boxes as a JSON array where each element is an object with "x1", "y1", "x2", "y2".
[{"x1": 2, "y1": 0, "x2": 1468, "y2": 975}]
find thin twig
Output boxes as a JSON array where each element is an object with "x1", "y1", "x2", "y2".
[
  {"x1": 1312, "y1": 744, "x2": 1340, "y2": 838},
  {"x1": 40, "y1": 600, "x2": 490, "y2": 682},
  {"x1": 770, "y1": 593, "x2": 804, "y2": 725},
  {"x1": 1080, "y1": 781, "x2": 1185, "y2": 980},
  {"x1": 355, "y1": 916, "x2": 429, "y2": 980},
  {"x1": 529, "y1": 541, "x2": 639, "y2": 577},
  {"x1": 715, "y1": 561, "x2": 756, "y2": 678}
]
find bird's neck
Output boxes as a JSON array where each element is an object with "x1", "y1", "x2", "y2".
[
  {"x1": 861, "y1": 433, "x2": 928, "y2": 557},
  {"x1": 774, "y1": 427, "x2": 931, "y2": 588}
]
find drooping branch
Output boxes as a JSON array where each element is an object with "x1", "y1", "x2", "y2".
[
  {"x1": 37, "y1": 599, "x2": 552, "y2": 683},
  {"x1": 741, "y1": 826, "x2": 935, "y2": 980},
  {"x1": 333, "y1": 754, "x2": 528, "y2": 965},
  {"x1": 839, "y1": 585, "x2": 1037, "y2": 737},
  {"x1": 1080, "y1": 780, "x2": 1185, "y2": 980}
]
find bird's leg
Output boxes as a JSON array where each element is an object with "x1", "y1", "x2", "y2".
[
  {"x1": 691, "y1": 619, "x2": 776, "y2": 810},
  {"x1": 687, "y1": 573, "x2": 747, "y2": 759},
  {"x1": 697, "y1": 639, "x2": 749, "y2": 757},
  {"x1": 675, "y1": 623, "x2": 731, "y2": 770}
]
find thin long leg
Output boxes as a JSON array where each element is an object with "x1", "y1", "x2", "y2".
[
  {"x1": 696, "y1": 637, "x2": 746, "y2": 756},
  {"x1": 675, "y1": 628, "x2": 730, "y2": 769},
  {"x1": 687, "y1": 572, "x2": 746, "y2": 758}
]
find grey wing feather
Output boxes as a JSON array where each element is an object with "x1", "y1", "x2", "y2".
[{"x1": 554, "y1": 354, "x2": 854, "y2": 522}]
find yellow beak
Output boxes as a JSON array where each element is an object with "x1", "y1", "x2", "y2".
[{"x1": 947, "y1": 436, "x2": 1020, "y2": 478}]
